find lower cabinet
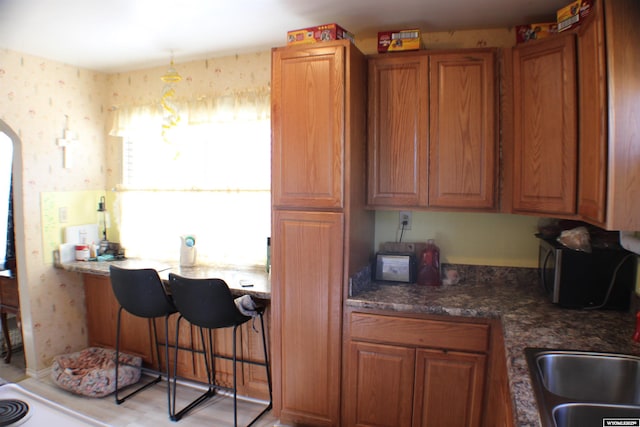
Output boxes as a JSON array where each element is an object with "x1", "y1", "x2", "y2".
[
  {"x1": 343, "y1": 309, "x2": 489, "y2": 427},
  {"x1": 83, "y1": 273, "x2": 271, "y2": 401},
  {"x1": 155, "y1": 308, "x2": 272, "y2": 401},
  {"x1": 84, "y1": 274, "x2": 154, "y2": 364}
]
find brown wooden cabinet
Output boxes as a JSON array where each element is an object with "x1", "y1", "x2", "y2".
[
  {"x1": 154, "y1": 307, "x2": 272, "y2": 400},
  {"x1": 83, "y1": 274, "x2": 272, "y2": 400},
  {"x1": 510, "y1": 0, "x2": 640, "y2": 229},
  {"x1": 367, "y1": 52, "x2": 429, "y2": 207},
  {"x1": 428, "y1": 51, "x2": 497, "y2": 209},
  {"x1": 271, "y1": 40, "x2": 374, "y2": 426},
  {"x1": 367, "y1": 49, "x2": 497, "y2": 210},
  {"x1": 512, "y1": 33, "x2": 578, "y2": 215},
  {"x1": 83, "y1": 274, "x2": 154, "y2": 364},
  {"x1": 579, "y1": 0, "x2": 640, "y2": 230},
  {"x1": 576, "y1": 0, "x2": 607, "y2": 224},
  {"x1": 344, "y1": 309, "x2": 489, "y2": 427},
  {"x1": 271, "y1": 43, "x2": 346, "y2": 210}
]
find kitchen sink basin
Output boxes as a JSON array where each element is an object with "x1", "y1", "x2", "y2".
[
  {"x1": 534, "y1": 350, "x2": 640, "y2": 404},
  {"x1": 525, "y1": 348, "x2": 640, "y2": 427},
  {"x1": 554, "y1": 403, "x2": 640, "y2": 427}
]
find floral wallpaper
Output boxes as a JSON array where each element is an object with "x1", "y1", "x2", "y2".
[
  {"x1": 0, "y1": 48, "x2": 109, "y2": 374},
  {"x1": 0, "y1": 27, "x2": 514, "y2": 376}
]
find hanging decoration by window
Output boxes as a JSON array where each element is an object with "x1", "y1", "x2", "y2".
[{"x1": 160, "y1": 54, "x2": 182, "y2": 142}]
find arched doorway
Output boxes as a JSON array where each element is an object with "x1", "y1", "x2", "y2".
[{"x1": 0, "y1": 120, "x2": 27, "y2": 380}]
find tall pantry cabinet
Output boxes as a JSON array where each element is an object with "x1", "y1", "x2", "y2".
[{"x1": 270, "y1": 40, "x2": 374, "y2": 426}]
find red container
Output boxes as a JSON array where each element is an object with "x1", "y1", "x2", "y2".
[{"x1": 417, "y1": 239, "x2": 441, "y2": 286}]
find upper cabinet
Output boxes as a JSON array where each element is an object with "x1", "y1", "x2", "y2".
[
  {"x1": 512, "y1": 33, "x2": 578, "y2": 215},
  {"x1": 510, "y1": 0, "x2": 640, "y2": 230},
  {"x1": 367, "y1": 52, "x2": 429, "y2": 207},
  {"x1": 597, "y1": 0, "x2": 640, "y2": 230},
  {"x1": 367, "y1": 49, "x2": 498, "y2": 210},
  {"x1": 271, "y1": 44, "x2": 345, "y2": 210},
  {"x1": 576, "y1": 0, "x2": 607, "y2": 224},
  {"x1": 429, "y1": 51, "x2": 497, "y2": 209}
]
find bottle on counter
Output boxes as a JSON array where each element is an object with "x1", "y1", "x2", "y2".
[
  {"x1": 417, "y1": 239, "x2": 441, "y2": 286},
  {"x1": 266, "y1": 237, "x2": 271, "y2": 273}
]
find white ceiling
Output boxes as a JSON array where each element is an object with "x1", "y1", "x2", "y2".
[{"x1": 0, "y1": 0, "x2": 569, "y2": 73}]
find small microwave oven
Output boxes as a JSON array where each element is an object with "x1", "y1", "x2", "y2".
[{"x1": 538, "y1": 238, "x2": 636, "y2": 310}]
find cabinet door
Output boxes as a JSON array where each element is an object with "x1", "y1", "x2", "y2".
[
  {"x1": 429, "y1": 51, "x2": 497, "y2": 209},
  {"x1": 272, "y1": 210, "x2": 344, "y2": 425},
  {"x1": 271, "y1": 43, "x2": 345, "y2": 210},
  {"x1": 84, "y1": 274, "x2": 154, "y2": 364},
  {"x1": 512, "y1": 34, "x2": 578, "y2": 215},
  {"x1": 413, "y1": 349, "x2": 486, "y2": 427},
  {"x1": 367, "y1": 53, "x2": 429, "y2": 207},
  {"x1": 577, "y1": 0, "x2": 607, "y2": 225},
  {"x1": 344, "y1": 341, "x2": 415, "y2": 427}
]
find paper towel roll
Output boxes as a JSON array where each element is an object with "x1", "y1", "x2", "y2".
[{"x1": 620, "y1": 231, "x2": 640, "y2": 255}]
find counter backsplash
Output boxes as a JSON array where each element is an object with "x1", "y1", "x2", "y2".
[{"x1": 349, "y1": 263, "x2": 539, "y2": 297}]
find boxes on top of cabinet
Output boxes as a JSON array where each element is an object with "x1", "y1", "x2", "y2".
[
  {"x1": 287, "y1": 23, "x2": 354, "y2": 45},
  {"x1": 515, "y1": 23, "x2": 558, "y2": 43},
  {"x1": 557, "y1": 0, "x2": 594, "y2": 32},
  {"x1": 377, "y1": 29, "x2": 423, "y2": 53}
]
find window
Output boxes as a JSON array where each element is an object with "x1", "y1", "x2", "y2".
[
  {"x1": 111, "y1": 93, "x2": 270, "y2": 268},
  {"x1": 0, "y1": 133, "x2": 12, "y2": 269}
]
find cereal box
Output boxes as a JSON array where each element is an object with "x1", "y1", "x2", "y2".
[
  {"x1": 377, "y1": 29, "x2": 423, "y2": 53},
  {"x1": 287, "y1": 23, "x2": 354, "y2": 45},
  {"x1": 516, "y1": 23, "x2": 559, "y2": 44},
  {"x1": 557, "y1": 0, "x2": 594, "y2": 32}
]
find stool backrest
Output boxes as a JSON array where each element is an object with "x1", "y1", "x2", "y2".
[
  {"x1": 168, "y1": 273, "x2": 250, "y2": 329},
  {"x1": 109, "y1": 265, "x2": 177, "y2": 318}
]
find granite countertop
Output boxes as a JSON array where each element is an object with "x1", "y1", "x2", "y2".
[
  {"x1": 347, "y1": 280, "x2": 640, "y2": 427},
  {"x1": 57, "y1": 259, "x2": 271, "y2": 299}
]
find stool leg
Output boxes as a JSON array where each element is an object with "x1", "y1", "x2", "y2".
[
  {"x1": 114, "y1": 306, "x2": 123, "y2": 405},
  {"x1": 232, "y1": 324, "x2": 239, "y2": 427},
  {"x1": 259, "y1": 312, "x2": 273, "y2": 408},
  {"x1": 164, "y1": 315, "x2": 171, "y2": 419},
  {"x1": 171, "y1": 315, "x2": 181, "y2": 420}
]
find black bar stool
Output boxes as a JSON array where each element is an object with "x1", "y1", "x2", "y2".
[
  {"x1": 167, "y1": 273, "x2": 272, "y2": 426},
  {"x1": 109, "y1": 265, "x2": 178, "y2": 417}
]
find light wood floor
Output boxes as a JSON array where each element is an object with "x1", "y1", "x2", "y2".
[
  {"x1": 17, "y1": 376, "x2": 282, "y2": 427},
  {"x1": 0, "y1": 348, "x2": 281, "y2": 427}
]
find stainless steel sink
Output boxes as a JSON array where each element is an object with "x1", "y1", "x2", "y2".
[
  {"x1": 554, "y1": 403, "x2": 640, "y2": 427},
  {"x1": 535, "y1": 350, "x2": 640, "y2": 404},
  {"x1": 525, "y1": 348, "x2": 640, "y2": 427}
]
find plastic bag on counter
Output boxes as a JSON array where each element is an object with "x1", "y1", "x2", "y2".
[{"x1": 557, "y1": 226, "x2": 592, "y2": 252}]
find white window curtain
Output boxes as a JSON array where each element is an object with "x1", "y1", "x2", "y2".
[{"x1": 109, "y1": 89, "x2": 271, "y2": 268}]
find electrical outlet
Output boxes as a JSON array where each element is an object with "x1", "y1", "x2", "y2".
[
  {"x1": 58, "y1": 207, "x2": 68, "y2": 223},
  {"x1": 399, "y1": 211, "x2": 412, "y2": 230}
]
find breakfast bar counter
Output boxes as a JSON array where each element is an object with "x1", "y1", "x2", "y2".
[
  {"x1": 56, "y1": 258, "x2": 273, "y2": 401},
  {"x1": 57, "y1": 258, "x2": 271, "y2": 299}
]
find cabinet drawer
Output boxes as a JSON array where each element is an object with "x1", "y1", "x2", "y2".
[
  {"x1": 349, "y1": 312, "x2": 489, "y2": 353},
  {"x1": 0, "y1": 278, "x2": 19, "y2": 308}
]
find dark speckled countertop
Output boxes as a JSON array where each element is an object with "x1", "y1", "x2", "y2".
[{"x1": 347, "y1": 278, "x2": 640, "y2": 427}]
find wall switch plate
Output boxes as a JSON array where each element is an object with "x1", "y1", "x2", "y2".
[{"x1": 399, "y1": 211, "x2": 412, "y2": 230}]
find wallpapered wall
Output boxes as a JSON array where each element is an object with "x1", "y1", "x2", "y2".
[
  {"x1": 0, "y1": 49, "x2": 109, "y2": 374},
  {"x1": 0, "y1": 47, "x2": 273, "y2": 374},
  {"x1": 0, "y1": 27, "x2": 520, "y2": 375}
]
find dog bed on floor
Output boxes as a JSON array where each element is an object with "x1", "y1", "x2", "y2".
[{"x1": 51, "y1": 347, "x2": 141, "y2": 397}]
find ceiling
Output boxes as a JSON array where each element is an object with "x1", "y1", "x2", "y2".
[{"x1": 0, "y1": 0, "x2": 569, "y2": 73}]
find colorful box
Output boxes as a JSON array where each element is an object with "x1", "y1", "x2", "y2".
[
  {"x1": 287, "y1": 23, "x2": 354, "y2": 45},
  {"x1": 557, "y1": 0, "x2": 594, "y2": 32},
  {"x1": 377, "y1": 29, "x2": 423, "y2": 53},
  {"x1": 516, "y1": 23, "x2": 559, "y2": 44}
]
